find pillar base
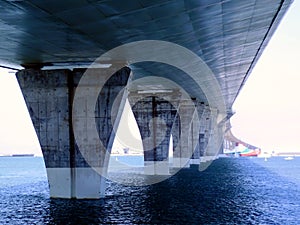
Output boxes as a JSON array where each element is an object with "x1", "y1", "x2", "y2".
[
  {"x1": 46, "y1": 167, "x2": 106, "y2": 199},
  {"x1": 172, "y1": 158, "x2": 190, "y2": 168},
  {"x1": 198, "y1": 156, "x2": 218, "y2": 171},
  {"x1": 190, "y1": 159, "x2": 200, "y2": 165},
  {"x1": 200, "y1": 156, "x2": 217, "y2": 162},
  {"x1": 198, "y1": 161, "x2": 212, "y2": 172},
  {"x1": 144, "y1": 161, "x2": 169, "y2": 175},
  {"x1": 47, "y1": 168, "x2": 72, "y2": 198},
  {"x1": 74, "y1": 168, "x2": 106, "y2": 199}
]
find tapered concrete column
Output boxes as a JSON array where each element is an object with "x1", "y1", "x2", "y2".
[
  {"x1": 72, "y1": 67, "x2": 131, "y2": 198},
  {"x1": 17, "y1": 69, "x2": 73, "y2": 198},
  {"x1": 190, "y1": 101, "x2": 205, "y2": 165},
  {"x1": 129, "y1": 92, "x2": 179, "y2": 175},
  {"x1": 199, "y1": 107, "x2": 222, "y2": 171},
  {"x1": 187, "y1": 112, "x2": 200, "y2": 165},
  {"x1": 198, "y1": 105, "x2": 211, "y2": 157},
  {"x1": 172, "y1": 100, "x2": 198, "y2": 168},
  {"x1": 17, "y1": 67, "x2": 131, "y2": 199},
  {"x1": 204, "y1": 107, "x2": 220, "y2": 157}
]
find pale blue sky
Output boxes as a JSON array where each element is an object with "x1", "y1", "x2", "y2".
[
  {"x1": 0, "y1": 1, "x2": 299, "y2": 155},
  {"x1": 231, "y1": 0, "x2": 300, "y2": 152},
  {"x1": 0, "y1": 69, "x2": 41, "y2": 155}
]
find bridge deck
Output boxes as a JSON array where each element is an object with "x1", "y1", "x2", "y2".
[{"x1": 0, "y1": 0, "x2": 293, "y2": 107}]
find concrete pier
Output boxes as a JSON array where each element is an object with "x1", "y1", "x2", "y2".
[
  {"x1": 172, "y1": 100, "x2": 197, "y2": 168},
  {"x1": 16, "y1": 67, "x2": 131, "y2": 199},
  {"x1": 129, "y1": 92, "x2": 180, "y2": 175},
  {"x1": 189, "y1": 101, "x2": 205, "y2": 165},
  {"x1": 198, "y1": 106, "x2": 213, "y2": 157}
]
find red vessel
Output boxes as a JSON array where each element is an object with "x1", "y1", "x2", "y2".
[{"x1": 239, "y1": 148, "x2": 261, "y2": 157}]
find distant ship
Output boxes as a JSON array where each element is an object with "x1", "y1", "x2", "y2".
[
  {"x1": 11, "y1": 154, "x2": 34, "y2": 157},
  {"x1": 239, "y1": 148, "x2": 261, "y2": 157},
  {"x1": 284, "y1": 156, "x2": 294, "y2": 161},
  {"x1": 224, "y1": 142, "x2": 261, "y2": 157}
]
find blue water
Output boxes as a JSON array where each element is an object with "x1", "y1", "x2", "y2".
[
  {"x1": 0, "y1": 156, "x2": 300, "y2": 224},
  {"x1": 110, "y1": 155, "x2": 144, "y2": 167}
]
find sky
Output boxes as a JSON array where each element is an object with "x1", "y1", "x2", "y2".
[
  {"x1": 0, "y1": 69, "x2": 41, "y2": 155},
  {"x1": 231, "y1": 0, "x2": 300, "y2": 153},
  {"x1": 0, "y1": 1, "x2": 299, "y2": 156}
]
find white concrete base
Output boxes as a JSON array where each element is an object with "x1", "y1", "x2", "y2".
[
  {"x1": 156, "y1": 161, "x2": 169, "y2": 175},
  {"x1": 200, "y1": 156, "x2": 217, "y2": 162},
  {"x1": 198, "y1": 161, "x2": 212, "y2": 172},
  {"x1": 198, "y1": 156, "x2": 217, "y2": 171},
  {"x1": 144, "y1": 161, "x2": 169, "y2": 175},
  {"x1": 74, "y1": 168, "x2": 105, "y2": 199},
  {"x1": 190, "y1": 159, "x2": 200, "y2": 165},
  {"x1": 47, "y1": 168, "x2": 72, "y2": 198},
  {"x1": 46, "y1": 167, "x2": 106, "y2": 199},
  {"x1": 172, "y1": 158, "x2": 190, "y2": 168}
]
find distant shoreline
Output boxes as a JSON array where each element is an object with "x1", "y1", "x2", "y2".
[
  {"x1": 0, "y1": 154, "x2": 35, "y2": 157},
  {"x1": 0, "y1": 153, "x2": 299, "y2": 158}
]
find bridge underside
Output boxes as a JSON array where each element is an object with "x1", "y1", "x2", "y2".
[{"x1": 0, "y1": 0, "x2": 293, "y2": 198}]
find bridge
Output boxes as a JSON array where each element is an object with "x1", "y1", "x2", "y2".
[{"x1": 0, "y1": 0, "x2": 293, "y2": 198}]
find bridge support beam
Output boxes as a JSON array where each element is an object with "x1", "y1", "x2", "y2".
[{"x1": 16, "y1": 67, "x2": 131, "y2": 199}]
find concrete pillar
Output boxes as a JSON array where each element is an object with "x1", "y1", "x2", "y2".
[
  {"x1": 198, "y1": 105, "x2": 211, "y2": 157},
  {"x1": 198, "y1": 107, "x2": 223, "y2": 171},
  {"x1": 172, "y1": 100, "x2": 196, "y2": 168},
  {"x1": 16, "y1": 67, "x2": 131, "y2": 199},
  {"x1": 205, "y1": 107, "x2": 221, "y2": 157},
  {"x1": 129, "y1": 92, "x2": 179, "y2": 175},
  {"x1": 189, "y1": 101, "x2": 205, "y2": 165}
]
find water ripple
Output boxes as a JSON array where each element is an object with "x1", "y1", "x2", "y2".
[{"x1": 0, "y1": 157, "x2": 300, "y2": 224}]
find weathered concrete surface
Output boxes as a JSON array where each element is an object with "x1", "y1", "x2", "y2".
[
  {"x1": 197, "y1": 107, "x2": 227, "y2": 171},
  {"x1": 198, "y1": 106, "x2": 213, "y2": 157},
  {"x1": 72, "y1": 67, "x2": 131, "y2": 167},
  {"x1": 16, "y1": 67, "x2": 131, "y2": 198},
  {"x1": 173, "y1": 100, "x2": 197, "y2": 168},
  {"x1": 129, "y1": 92, "x2": 180, "y2": 175},
  {"x1": 204, "y1": 108, "x2": 223, "y2": 157},
  {"x1": 17, "y1": 69, "x2": 72, "y2": 168},
  {"x1": 72, "y1": 66, "x2": 131, "y2": 198},
  {"x1": 189, "y1": 101, "x2": 204, "y2": 165}
]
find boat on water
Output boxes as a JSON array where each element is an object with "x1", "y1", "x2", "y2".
[
  {"x1": 239, "y1": 148, "x2": 261, "y2": 157},
  {"x1": 284, "y1": 156, "x2": 294, "y2": 160},
  {"x1": 223, "y1": 132, "x2": 261, "y2": 157}
]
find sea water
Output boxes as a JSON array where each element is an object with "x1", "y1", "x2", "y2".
[{"x1": 0, "y1": 156, "x2": 299, "y2": 224}]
